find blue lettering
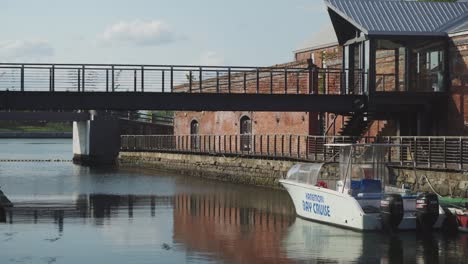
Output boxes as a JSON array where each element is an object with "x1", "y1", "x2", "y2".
[{"x1": 305, "y1": 193, "x2": 325, "y2": 203}]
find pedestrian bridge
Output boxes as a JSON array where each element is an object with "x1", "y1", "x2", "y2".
[
  {"x1": 0, "y1": 62, "x2": 435, "y2": 113},
  {"x1": 0, "y1": 63, "x2": 447, "y2": 165}
]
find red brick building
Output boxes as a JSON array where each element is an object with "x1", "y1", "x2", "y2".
[{"x1": 174, "y1": 0, "x2": 468, "y2": 139}]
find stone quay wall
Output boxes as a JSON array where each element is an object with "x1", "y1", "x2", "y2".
[
  {"x1": 119, "y1": 152, "x2": 468, "y2": 198},
  {"x1": 391, "y1": 168, "x2": 468, "y2": 198},
  {"x1": 119, "y1": 152, "x2": 299, "y2": 188}
]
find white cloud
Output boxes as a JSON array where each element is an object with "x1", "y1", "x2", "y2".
[
  {"x1": 199, "y1": 51, "x2": 225, "y2": 66},
  {"x1": 0, "y1": 40, "x2": 54, "y2": 62},
  {"x1": 99, "y1": 20, "x2": 179, "y2": 46}
]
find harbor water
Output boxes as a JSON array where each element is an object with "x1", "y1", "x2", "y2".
[{"x1": 0, "y1": 138, "x2": 467, "y2": 263}]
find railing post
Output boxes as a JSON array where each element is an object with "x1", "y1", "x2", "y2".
[
  {"x1": 228, "y1": 68, "x2": 231, "y2": 93},
  {"x1": 281, "y1": 135, "x2": 285, "y2": 157},
  {"x1": 260, "y1": 135, "x2": 263, "y2": 155},
  {"x1": 204, "y1": 135, "x2": 207, "y2": 152},
  {"x1": 162, "y1": 70, "x2": 165, "y2": 93},
  {"x1": 428, "y1": 137, "x2": 432, "y2": 168},
  {"x1": 274, "y1": 135, "x2": 277, "y2": 156},
  {"x1": 223, "y1": 135, "x2": 226, "y2": 154},
  {"x1": 170, "y1": 66, "x2": 174, "y2": 92},
  {"x1": 134, "y1": 69, "x2": 137, "y2": 92},
  {"x1": 111, "y1": 65, "x2": 115, "y2": 92},
  {"x1": 218, "y1": 135, "x2": 221, "y2": 153},
  {"x1": 243, "y1": 72, "x2": 247, "y2": 93},
  {"x1": 267, "y1": 135, "x2": 270, "y2": 156},
  {"x1": 270, "y1": 71, "x2": 273, "y2": 94},
  {"x1": 444, "y1": 137, "x2": 447, "y2": 169},
  {"x1": 235, "y1": 135, "x2": 238, "y2": 154},
  {"x1": 414, "y1": 136, "x2": 418, "y2": 168},
  {"x1": 82, "y1": 65, "x2": 85, "y2": 92},
  {"x1": 460, "y1": 137, "x2": 464, "y2": 170},
  {"x1": 253, "y1": 135, "x2": 256, "y2": 155},
  {"x1": 296, "y1": 71, "x2": 300, "y2": 94},
  {"x1": 189, "y1": 71, "x2": 193, "y2": 93},
  {"x1": 284, "y1": 68, "x2": 288, "y2": 94},
  {"x1": 289, "y1": 135, "x2": 292, "y2": 157},
  {"x1": 106, "y1": 69, "x2": 109, "y2": 92},
  {"x1": 50, "y1": 65, "x2": 55, "y2": 92},
  {"x1": 256, "y1": 68, "x2": 260, "y2": 94},
  {"x1": 141, "y1": 66, "x2": 145, "y2": 92},
  {"x1": 78, "y1": 68, "x2": 81, "y2": 92},
  {"x1": 199, "y1": 67, "x2": 203, "y2": 93},
  {"x1": 20, "y1": 65, "x2": 24, "y2": 91},
  {"x1": 229, "y1": 135, "x2": 232, "y2": 154},
  {"x1": 314, "y1": 137, "x2": 318, "y2": 161},
  {"x1": 297, "y1": 135, "x2": 300, "y2": 158},
  {"x1": 308, "y1": 65, "x2": 312, "y2": 94},
  {"x1": 216, "y1": 71, "x2": 220, "y2": 93}
]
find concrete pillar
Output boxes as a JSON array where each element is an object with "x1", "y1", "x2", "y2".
[{"x1": 73, "y1": 114, "x2": 120, "y2": 166}]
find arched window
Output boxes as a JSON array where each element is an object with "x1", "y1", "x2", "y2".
[
  {"x1": 240, "y1": 116, "x2": 252, "y2": 152},
  {"x1": 190, "y1": 120, "x2": 200, "y2": 150}
]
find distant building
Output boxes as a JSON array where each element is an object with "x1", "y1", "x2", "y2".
[{"x1": 174, "y1": 0, "x2": 468, "y2": 138}]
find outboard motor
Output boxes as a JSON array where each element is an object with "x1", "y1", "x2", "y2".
[
  {"x1": 416, "y1": 193, "x2": 439, "y2": 231},
  {"x1": 380, "y1": 194, "x2": 404, "y2": 233}
]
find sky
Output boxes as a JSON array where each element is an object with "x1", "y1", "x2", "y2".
[{"x1": 0, "y1": 0, "x2": 333, "y2": 66}]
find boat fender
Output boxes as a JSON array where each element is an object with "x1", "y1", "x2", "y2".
[
  {"x1": 380, "y1": 194, "x2": 404, "y2": 233},
  {"x1": 416, "y1": 193, "x2": 439, "y2": 232}
]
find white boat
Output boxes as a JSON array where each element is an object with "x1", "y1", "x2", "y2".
[{"x1": 280, "y1": 144, "x2": 445, "y2": 232}]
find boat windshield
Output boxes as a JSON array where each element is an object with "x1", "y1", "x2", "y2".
[
  {"x1": 286, "y1": 163, "x2": 324, "y2": 185},
  {"x1": 338, "y1": 144, "x2": 390, "y2": 193}
]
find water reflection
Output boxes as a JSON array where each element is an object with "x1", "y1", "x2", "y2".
[
  {"x1": 173, "y1": 193, "x2": 296, "y2": 263},
  {"x1": 284, "y1": 218, "x2": 468, "y2": 263},
  {"x1": 1, "y1": 138, "x2": 467, "y2": 263},
  {"x1": 3, "y1": 191, "x2": 468, "y2": 264}
]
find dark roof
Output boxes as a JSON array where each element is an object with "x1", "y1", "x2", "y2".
[
  {"x1": 448, "y1": 19, "x2": 468, "y2": 35},
  {"x1": 325, "y1": 0, "x2": 468, "y2": 36}
]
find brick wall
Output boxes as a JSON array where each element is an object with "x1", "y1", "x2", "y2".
[
  {"x1": 173, "y1": 34, "x2": 468, "y2": 138},
  {"x1": 174, "y1": 111, "x2": 311, "y2": 136}
]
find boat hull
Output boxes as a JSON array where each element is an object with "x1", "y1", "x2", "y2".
[{"x1": 280, "y1": 180, "x2": 445, "y2": 231}]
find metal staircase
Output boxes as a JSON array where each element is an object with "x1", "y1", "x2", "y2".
[{"x1": 339, "y1": 113, "x2": 373, "y2": 137}]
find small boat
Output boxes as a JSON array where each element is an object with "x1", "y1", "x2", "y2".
[
  {"x1": 446, "y1": 207, "x2": 468, "y2": 233},
  {"x1": 279, "y1": 144, "x2": 445, "y2": 232}
]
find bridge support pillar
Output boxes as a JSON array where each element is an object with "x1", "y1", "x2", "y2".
[{"x1": 72, "y1": 116, "x2": 120, "y2": 166}]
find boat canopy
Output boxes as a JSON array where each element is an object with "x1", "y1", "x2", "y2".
[
  {"x1": 337, "y1": 144, "x2": 391, "y2": 193},
  {"x1": 285, "y1": 163, "x2": 325, "y2": 185}
]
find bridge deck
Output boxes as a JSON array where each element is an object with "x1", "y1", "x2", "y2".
[{"x1": 0, "y1": 63, "x2": 446, "y2": 113}]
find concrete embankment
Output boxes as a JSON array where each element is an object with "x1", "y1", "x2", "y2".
[
  {"x1": 119, "y1": 152, "x2": 297, "y2": 188},
  {"x1": 0, "y1": 132, "x2": 72, "y2": 138}
]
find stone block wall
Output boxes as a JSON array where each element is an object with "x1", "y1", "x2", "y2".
[
  {"x1": 119, "y1": 152, "x2": 298, "y2": 188},
  {"x1": 119, "y1": 151, "x2": 468, "y2": 198},
  {"x1": 391, "y1": 167, "x2": 468, "y2": 198}
]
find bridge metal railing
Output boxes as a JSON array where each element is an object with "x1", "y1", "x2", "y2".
[
  {"x1": 120, "y1": 135, "x2": 468, "y2": 171},
  {"x1": 109, "y1": 111, "x2": 174, "y2": 126},
  {"x1": 0, "y1": 63, "x2": 367, "y2": 95}
]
